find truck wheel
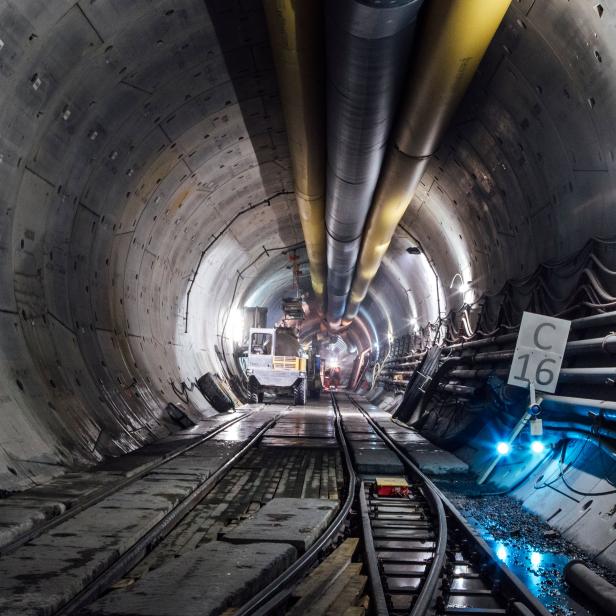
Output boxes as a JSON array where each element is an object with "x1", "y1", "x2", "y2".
[
  {"x1": 293, "y1": 379, "x2": 306, "y2": 406},
  {"x1": 249, "y1": 378, "x2": 260, "y2": 404}
]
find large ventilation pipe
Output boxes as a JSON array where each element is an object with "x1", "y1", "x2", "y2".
[
  {"x1": 263, "y1": 0, "x2": 327, "y2": 302},
  {"x1": 325, "y1": 0, "x2": 425, "y2": 326},
  {"x1": 344, "y1": 0, "x2": 512, "y2": 321}
]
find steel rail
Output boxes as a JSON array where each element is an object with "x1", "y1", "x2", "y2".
[
  {"x1": 233, "y1": 394, "x2": 358, "y2": 616},
  {"x1": 55, "y1": 416, "x2": 278, "y2": 615},
  {"x1": 359, "y1": 481, "x2": 389, "y2": 616},
  {"x1": 346, "y1": 394, "x2": 447, "y2": 616},
  {"x1": 349, "y1": 395, "x2": 552, "y2": 616},
  {"x1": 0, "y1": 411, "x2": 250, "y2": 556}
]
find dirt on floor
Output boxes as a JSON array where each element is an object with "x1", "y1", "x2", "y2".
[{"x1": 437, "y1": 477, "x2": 616, "y2": 616}]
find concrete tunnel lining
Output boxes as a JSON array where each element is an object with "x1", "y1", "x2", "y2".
[{"x1": 0, "y1": 0, "x2": 615, "y2": 497}]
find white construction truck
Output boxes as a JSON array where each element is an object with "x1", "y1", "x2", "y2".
[{"x1": 246, "y1": 327, "x2": 307, "y2": 405}]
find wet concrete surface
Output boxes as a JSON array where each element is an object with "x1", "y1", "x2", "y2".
[
  {"x1": 82, "y1": 541, "x2": 298, "y2": 616},
  {"x1": 0, "y1": 408, "x2": 284, "y2": 615},
  {"x1": 440, "y1": 478, "x2": 616, "y2": 616},
  {"x1": 221, "y1": 497, "x2": 338, "y2": 553}
]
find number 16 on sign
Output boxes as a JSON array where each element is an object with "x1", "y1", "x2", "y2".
[{"x1": 507, "y1": 312, "x2": 571, "y2": 394}]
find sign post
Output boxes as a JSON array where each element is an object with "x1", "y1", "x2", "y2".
[{"x1": 478, "y1": 312, "x2": 571, "y2": 484}]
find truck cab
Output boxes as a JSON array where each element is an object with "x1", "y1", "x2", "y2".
[{"x1": 246, "y1": 327, "x2": 307, "y2": 405}]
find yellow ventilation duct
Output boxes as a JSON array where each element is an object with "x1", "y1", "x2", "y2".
[
  {"x1": 344, "y1": 0, "x2": 511, "y2": 320},
  {"x1": 263, "y1": 0, "x2": 327, "y2": 302}
]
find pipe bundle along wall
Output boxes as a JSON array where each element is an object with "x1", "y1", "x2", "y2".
[
  {"x1": 384, "y1": 309, "x2": 616, "y2": 440},
  {"x1": 263, "y1": 0, "x2": 328, "y2": 302},
  {"x1": 344, "y1": 0, "x2": 512, "y2": 320},
  {"x1": 325, "y1": 0, "x2": 425, "y2": 324}
]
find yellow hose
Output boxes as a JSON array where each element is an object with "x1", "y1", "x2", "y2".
[{"x1": 263, "y1": 0, "x2": 327, "y2": 301}]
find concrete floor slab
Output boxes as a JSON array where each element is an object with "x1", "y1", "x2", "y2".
[
  {"x1": 182, "y1": 439, "x2": 245, "y2": 459},
  {"x1": 275, "y1": 416, "x2": 335, "y2": 426},
  {"x1": 0, "y1": 414, "x2": 260, "y2": 551},
  {"x1": 221, "y1": 497, "x2": 338, "y2": 553},
  {"x1": 0, "y1": 479, "x2": 198, "y2": 613},
  {"x1": 0, "y1": 411, "x2": 280, "y2": 613},
  {"x1": 351, "y1": 447, "x2": 405, "y2": 475},
  {"x1": 82, "y1": 541, "x2": 297, "y2": 616},
  {"x1": 351, "y1": 398, "x2": 468, "y2": 475},
  {"x1": 344, "y1": 432, "x2": 382, "y2": 442},
  {"x1": 265, "y1": 426, "x2": 336, "y2": 438},
  {"x1": 401, "y1": 446, "x2": 469, "y2": 474},
  {"x1": 385, "y1": 431, "x2": 429, "y2": 444}
]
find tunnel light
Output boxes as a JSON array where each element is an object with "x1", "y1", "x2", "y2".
[
  {"x1": 229, "y1": 308, "x2": 244, "y2": 344},
  {"x1": 496, "y1": 441, "x2": 511, "y2": 456},
  {"x1": 530, "y1": 552, "x2": 542, "y2": 568},
  {"x1": 449, "y1": 273, "x2": 472, "y2": 296},
  {"x1": 530, "y1": 440, "x2": 545, "y2": 454},
  {"x1": 496, "y1": 545, "x2": 508, "y2": 562}
]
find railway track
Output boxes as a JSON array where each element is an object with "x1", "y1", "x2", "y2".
[
  {"x1": 0, "y1": 407, "x2": 290, "y2": 615},
  {"x1": 0, "y1": 411, "x2": 250, "y2": 557},
  {"x1": 346, "y1": 394, "x2": 550, "y2": 616},
  {"x1": 236, "y1": 394, "x2": 552, "y2": 616},
  {"x1": 2, "y1": 397, "x2": 559, "y2": 616},
  {"x1": 56, "y1": 413, "x2": 281, "y2": 615}
]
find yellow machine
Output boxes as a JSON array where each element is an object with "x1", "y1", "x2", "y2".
[{"x1": 246, "y1": 327, "x2": 307, "y2": 405}]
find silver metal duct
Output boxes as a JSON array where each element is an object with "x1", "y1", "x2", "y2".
[{"x1": 324, "y1": 0, "x2": 425, "y2": 325}]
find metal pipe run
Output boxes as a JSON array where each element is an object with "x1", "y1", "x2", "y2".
[
  {"x1": 439, "y1": 382, "x2": 476, "y2": 396},
  {"x1": 541, "y1": 394, "x2": 616, "y2": 422},
  {"x1": 429, "y1": 310, "x2": 616, "y2": 355},
  {"x1": 344, "y1": 0, "x2": 512, "y2": 320},
  {"x1": 324, "y1": 0, "x2": 424, "y2": 325},
  {"x1": 263, "y1": 0, "x2": 328, "y2": 302},
  {"x1": 543, "y1": 426, "x2": 616, "y2": 455},
  {"x1": 564, "y1": 560, "x2": 616, "y2": 614},
  {"x1": 448, "y1": 367, "x2": 616, "y2": 385},
  {"x1": 457, "y1": 335, "x2": 616, "y2": 364},
  {"x1": 571, "y1": 310, "x2": 616, "y2": 331}
]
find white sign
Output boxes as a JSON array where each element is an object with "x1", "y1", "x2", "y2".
[{"x1": 507, "y1": 312, "x2": 571, "y2": 394}]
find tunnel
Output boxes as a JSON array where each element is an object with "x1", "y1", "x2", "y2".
[{"x1": 1, "y1": 1, "x2": 616, "y2": 615}]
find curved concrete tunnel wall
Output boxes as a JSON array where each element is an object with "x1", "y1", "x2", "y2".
[
  {"x1": 1, "y1": 0, "x2": 615, "y2": 491},
  {"x1": 0, "y1": 0, "x2": 304, "y2": 488},
  {"x1": 404, "y1": 0, "x2": 616, "y2": 311}
]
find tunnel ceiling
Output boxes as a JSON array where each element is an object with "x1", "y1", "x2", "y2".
[{"x1": 0, "y1": 0, "x2": 615, "y2": 489}]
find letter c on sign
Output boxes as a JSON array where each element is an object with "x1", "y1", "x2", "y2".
[{"x1": 534, "y1": 322, "x2": 556, "y2": 350}]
